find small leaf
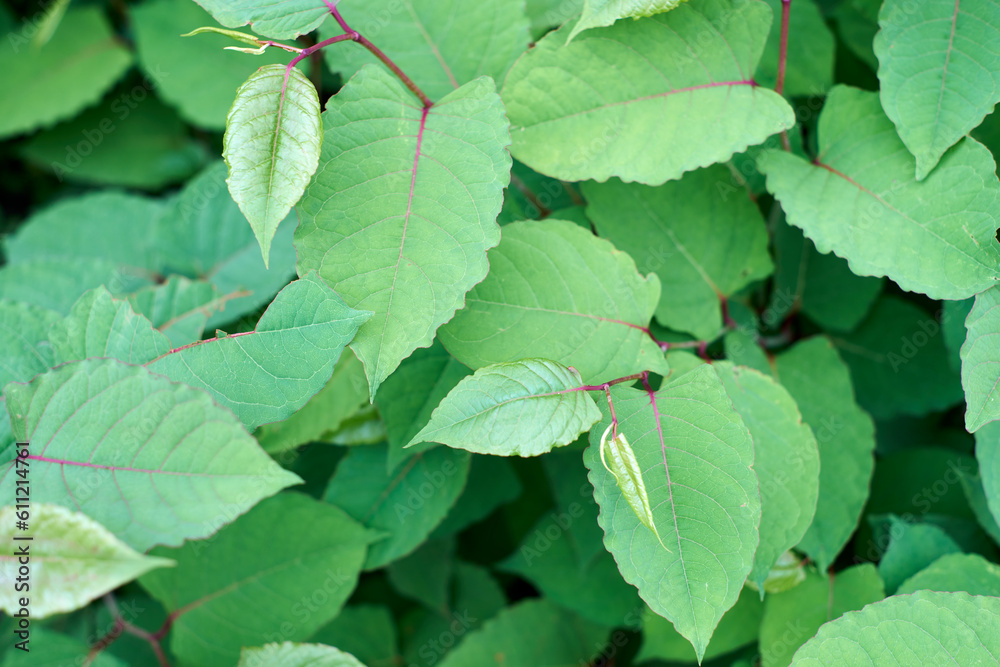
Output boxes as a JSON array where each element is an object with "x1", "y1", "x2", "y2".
[
  {"x1": 568, "y1": 0, "x2": 690, "y2": 42},
  {"x1": 239, "y1": 643, "x2": 366, "y2": 667},
  {"x1": 599, "y1": 424, "x2": 667, "y2": 549},
  {"x1": 0, "y1": 504, "x2": 173, "y2": 618},
  {"x1": 897, "y1": 552, "x2": 1000, "y2": 596},
  {"x1": 875, "y1": 515, "x2": 962, "y2": 595},
  {"x1": 192, "y1": 0, "x2": 331, "y2": 39},
  {"x1": 407, "y1": 359, "x2": 602, "y2": 457},
  {"x1": 224, "y1": 64, "x2": 321, "y2": 267}
]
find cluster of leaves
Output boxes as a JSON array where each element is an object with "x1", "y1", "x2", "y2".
[{"x1": 4, "y1": 0, "x2": 1000, "y2": 665}]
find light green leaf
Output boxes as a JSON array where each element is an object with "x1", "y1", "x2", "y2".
[
  {"x1": 875, "y1": 515, "x2": 962, "y2": 594},
  {"x1": 147, "y1": 273, "x2": 371, "y2": 431},
  {"x1": 296, "y1": 66, "x2": 510, "y2": 398},
  {"x1": 192, "y1": 0, "x2": 330, "y2": 39},
  {"x1": 240, "y1": 643, "x2": 365, "y2": 667},
  {"x1": 437, "y1": 599, "x2": 607, "y2": 667},
  {"x1": 898, "y1": 552, "x2": 1000, "y2": 596},
  {"x1": 583, "y1": 166, "x2": 772, "y2": 340},
  {"x1": 758, "y1": 85, "x2": 1000, "y2": 300},
  {"x1": 0, "y1": 358, "x2": 301, "y2": 551},
  {"x1": 502, "y1": 0, "x2": 794, "y2": 184},
  {"x1": 0, "y1": 7, "x2": 132, "y2": 138},
  {"x1": 566, "y1": 0, "x2": 688, "y2": 42},
  {"x1": 140, "y1": 493, "x2": 373, "y2": 667},
  {"x1": 408, "y1": 359, "x2": 601, "y2": 457},
  {"x1": 975, "y1": 421, "x2": 1000, "y2": 533},
  {"x1": 324, "y1": 443, "x2": 471, "y2": 569},
  {"x1": 439, "y1": 220, "x2": 670, "y2": 385},
  {"x1": 875, "y1": 0, "x2": 1000, "y2": 180},
  {"x1": 0, "y1": 628, "x2": 126, "y2": 667},
  {"x1": 755, "y1": 0, "x2": 834, "y2": 97},
  {"x1": 790, "y1": 590, "x2": 1000, "y2": 666},
  {"x1": 0, "y1": 301, "x2": 59, "y2": 389},
  {"x1": 320, "y1": 0, "x2": 529, "y2": 102},
  {"x1": 961, "y1": 285, "x2": 1000, "y2": 431},
  {"x1": 759, "y1": 564, "x2": 885, "y2": 667},
  {"x1": 0, "y1": 504, "x2": 173, "y2": 619},
  {"x1": 225, "y1": 64, "x2": 321, "y2": 267},
  {"x1": 0, "y1": 258, "x2": 152, "y2": 315},
  {"x1": 585, "y1": 365, "x2": 760, "y2": 661},
  {"x1": 127, "y1": 276, "x2": 232, "y2": 347},
  {"x1": 716, "y1": 362, "x2": 820, "y2": 591},
  {"x1": 771, "y1": 337, "x2": 876, "y2": 572},
  {"x1": 49, "y1": 287, "x2": 171, "y2": 365}
]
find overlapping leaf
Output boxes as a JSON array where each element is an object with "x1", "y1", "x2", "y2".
[
  {"x1": 759, "y1": 86, "x2": 1000, "y2": 299},
  {"x1": 0, "y1": 358, "x2": 301, "y2": 551},
  {"x1": 224, "y1": 64, "x2": 321, "y2": 267},
  {"x1": 898, "y1": 553, "x2": 1000, "y2": 596},
  {"x1": 408, "y1": 360, "x2": 602, "y2": 456},
  {"x1": 975, "y1": 421, "x2": 1000, "y2": 531},
  {"x1": 566, "y1": 0, "x2": 688, "y2": 42},
  {"x1": 192, "y1": 0, "x2": 330, "y2": 39},
  {"x1": 585, "y1": 365, "x2": 760, "y2": 661},
  {"x1": 502, "y1": 0, "x2": 794, "y2": 184},
  {"x1": 439, "y1": 220, "x2": 669, "y2": 384},
  {"x1": 127, "y1": 276, "x2": 231, "y2": 347},
  {"x1": 295, "y1": 66, "x2": 510, "y2": 398},
  {"x1": 874, "y1": 0, "x2": 1000, "y2": 180},
  {"x1": 961, "y1": 285, "x2": 1000, "y2": 431},
  {"x1": 0, "y1": 301, "x2": 58, "y2": 389},
  {"x1": 239, "y1": 643, "x2": 366, "y2": 667},
  {"x1": 876, "y1": 516, "x2": 962, "y2": 594}
]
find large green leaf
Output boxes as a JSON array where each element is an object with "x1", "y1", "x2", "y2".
[
  {"x1": 324, "y1": 443, "x2": 471, "y2": 569},
  {"x1": 296, "y1": 66, "x2": 510, "y2": 397},
  {"x1": 771, "y1": 337, "x2": 876, "y2": 572},
  {"x1": 566, "y1": 0, "x2": 688, "y2": 41},
  {"x1": 975, "y1": 421, "x2": 1000, "y2": 532},
  {"x1": 439, "y1": 220, "x2": 670, "y2": 384},
  {"x1": 320, "y1": 0, "x2": 529, "y2": 101},
  {"x1": 147, "y1": 273, "x2": 371, "y2": 431},
  {"x1": 875, "y1": 515, "x2": 962, "y2": 594},
  {"x1": 585, "y1": 365, "x2": 760, "y2": 661},
  {"x1": 140, "y1": 493, "x2": 373, "y2": 667},
  {"x1": 224, "y1": 64, "x2": 321, "y2": 267},
  {"x1": 583, "y1": 166, "x2": 772, "y2": 340},
  {"x1": 790, "y1": 590, "x2": 1000, "y2": 666},
  {"x1": 874, "y1": 0, "x2": 1000, "y2": 180},
  {"x1": 0, "y1": 504, "x2": 173, "y2": 618},
  {"x1": 0, "y1": 301, "x2": 59, "y2": 389},
  {"x1": 407, "y1": 360, "x2": 602, "y2": 456},
  {"x1": 0, "y1": 358, "x2": 301, "y2": 551},
  {"x1": 0, "y1": 258, "x2": 151, "y2": 315},
  {"x1": 0, "y1": 7, "x2": 132, "y2": 138},
  {"x1": 239, "y1": 643, "x2": 365, "y2": 667},
  {"x1": 897, "y1": 552, "x2": 1000, "y2": 596},
  {"x1": 541, "y1": 446, "x2": 606, "y2": 570},
  {"x1": 501, "y1": 0, "x2": 794, "y2": 184},
  {"x1": 192, "y1": 0, "x2": 330, "y2": 39},
  {"x1": 756, "y1": 0, "x2": 834, "y2": 97},
  {"x1": 961, "y1": 285, "x2": 1000, "y2": 431},
  {"x1": 759, "y1": 85, "x2": 1000, "y2": 300}
]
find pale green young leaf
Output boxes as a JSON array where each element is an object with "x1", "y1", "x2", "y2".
[
  {"x1": 961, "y1": 285, "x2": 1000, "y2": 431},
  {"x1": 296, "y1": 67, "x2": 510, "y2": 398},
  {"x1": 897, "y1": 553, "x2": 1000, "y2": 596},
  {"x1": 758, "y1": 86, "x2": 1000, "y2": 300},
  {"x1": 585, "y1": 365, "x2": 760, "y2": 662},
  {"x1": 790, "y1": 591, "x2": 1000, "y2": 666},
  {"x1": 583, "y1": 166, "x2": 773, "y2": 340},
  {"x1": 875, "y1": 0, "x2": 1000, "y2": 180},
  {"x1": 192, "y1": 0, "x2": 330, "y2": 39},
  {"x1": 224, "y1": 65, "x2": 321, "y2": 268},
  {"x1": 147, "y1": 273, "x2": 371, "y2": 431},
  {"x1": 566, "y1": 0, "x2": 688, "y2": 42},
  {"x1": 239, "y1": 643, "x2": 366, "y2": 667},
  {"x1": 439, "y1": 220, "x2": 669, "y2": 385},
  {"x1": 407, "y1": 359, "x2": 601, "y2": 457},
  {"x1": 127, "y1": 276, "x2": 232, "y2": 347},
  {"x1": 0, "y1": 504, "x2": 173, "y2": 619},
  {"x1": 502, "y1": 0, "x2": 794, "y2": 184},
  {"x1": 0, "y1": 359, "x2": 301, "y2": 551}
]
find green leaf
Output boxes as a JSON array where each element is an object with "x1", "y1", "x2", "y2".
[
  {"x1": 310, "y1": 605, "x2": 400, "y2": 667},
  {"x1": 0, "y1": 358, "x2": 301, "y2": 551},
  {"x1": 224, "y1": 64, "x2": 321, "y2": 267},
  {"x1": 567, "y1": 0, "x2": 689, "y2": 42},
  {"x1": 387, "y1": 537, "x2": 454, "y2": 613},
  {"x1": 0, "y1": 628, "x2": 126, "y2": 667},
  {"x1": 865, "y1": 447, "x2": 978, "y2": 524},
  {"x1": 239, "y1": 643, "x2": 366, "y2": 667},
  {"x1": 127, "y1": 276, "x2": 231, "y2": 347},
  {"x1": 874, "y1": 0, "x2": 1000, "y2": 180},
  {"x1": 49, "y1": 287, "x2": 171, "y2": 365},
  {"x1": 501, "y1": 0, "x2": 795, "y2": 184},
  {"x1": 0, "y1": 7, "x2": 132, "y2": 138},
  {"x1": 975, "y1": 421, "x2": 1000, "y2": 533},
  {"x1": 957, "y1": 469, "x2": 1000, "y2": 545},
  {"x1": 583, "y1": 166, "x2": 773, "y2": 340},
  {"x1": 191, "y1": 0, "x2": 330, "y2": 39},
  {"x1": 132, "y1": 0, "x2": 290, "y2": 129},
  {"x1": 324, "y1": 443, "x2": 471, "y2": 569},
  {"x1": 439, "y1": 220, "x2": 669, "y2": 385},
  {"x1": 526, "y1": 0, "x2": 584, "y2": 37},
  {"x1": 0, "y1": 504, "x2": 173, "y2": 619},
  {"x1": 771, "y1": 337, "x2": 876, "y2": 572},
  {"x1": 875, "y1": 515, "x2": 962, "y2": 595},
  {"x1": 758, "y1": 85, "x2": 1000, "y2": 300},
  {"x1": 407, "y1": 359, "x2": 601, "y2": 457},
  {"x1": 897, "y1": 552, "x2": 1000, "y2": 596},
  {"x1": 296, "y1": 67, "x2": 510, "y2": 397},
  {"x1": 0, "y1": 300, "x2": 59, "y2": 389},
  {"x1": 0, "y1": 258, "x2": 151, "y2": 315},
  {"x1": 140, "y1": 493, "x2": 373, "y2": 667},
  {"x1": 943, "y1": 297, "x2": 974, "y2": 373},
  {"x1": 834, "y1": 296, "x2": 962, "y2": 419},
  {"x1": 961, "y1": 285, "x2": 1000, "y2": 431},
  {"x1": 833, "y1": 0, "x2": 880, "y2": 70},
  {"x1": 716, "y1": 362, "x2": 820, "y2": 591},
  {"x1": 755, "y1": 0, "x2": 834, "y2": 97},
  {"x1": 585, "y1": 365, "x2": 760, "y2": 661},
  {"x1": 146, "y1": 273, "x2": 371, "y2": 431},
  {"x1": 790, "y1": 590, "x2": 1000, "y2": 666},
  {"x1": 431, "y1": 454, "x2": 522, "y2": 538},
  {"x1": 320, "y1": 0, "x2": 529, "y2": 102},
  {"x1": 759, "y1": 564, "x2": 885, "y2": 667},
  {"x1": 437, "y1": 599, "x2": 607, "y2": 667}
]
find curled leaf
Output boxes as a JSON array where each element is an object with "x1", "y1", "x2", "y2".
[
  {"x1": 599, "y1": 423, "x2": 670, "y2": 551},
  {"x1": 181, "y1": 26, "x2": 263, "y2": 47}
]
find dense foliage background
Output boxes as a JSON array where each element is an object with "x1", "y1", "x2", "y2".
[{"x1": 3, "y1": 0, "x2": 1000, "y2": 665}]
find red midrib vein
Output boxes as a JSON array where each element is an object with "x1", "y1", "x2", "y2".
[{"x1": 27, "y1": 455, "x2": 242, "y2": 477}]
